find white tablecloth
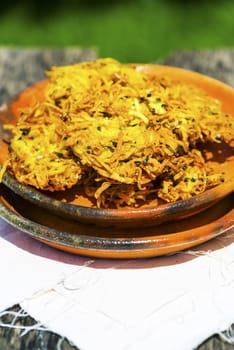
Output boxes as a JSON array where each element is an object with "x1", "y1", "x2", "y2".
[{"x1": 0, "y1": 217, "x2": 234, "y2": 350}]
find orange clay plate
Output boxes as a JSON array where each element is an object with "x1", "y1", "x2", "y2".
[
  {"x1": 0, "y1": 183, "x2": 233, "y2": 259},
  {"x1": 0, "y1": 64, "x2": 233, "y2": 228}
]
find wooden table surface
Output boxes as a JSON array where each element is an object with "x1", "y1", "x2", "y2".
[{"x1": 0, "y1": 48, "x2": 234, "y2": 350}]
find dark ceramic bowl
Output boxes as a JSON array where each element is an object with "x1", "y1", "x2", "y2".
[{"x1": 0, "y1": 65, "x2": 233, "y2": 227}]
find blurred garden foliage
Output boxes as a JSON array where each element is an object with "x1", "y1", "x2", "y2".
[{"x1": 0, "y1": 0, "x2": 233, "y2": 62}]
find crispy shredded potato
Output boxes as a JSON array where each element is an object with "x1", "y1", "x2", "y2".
[{"x1": 3, "y1": 58, "x2": 234, "y2": 208}]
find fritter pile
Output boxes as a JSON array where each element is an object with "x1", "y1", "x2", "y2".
[{"x1": 4, "y1": 58, "x2": 233, "y2": 208}]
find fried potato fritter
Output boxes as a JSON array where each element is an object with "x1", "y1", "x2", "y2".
[{"x1": 4, "y1": 58, "x2": 234, "y2": 208}]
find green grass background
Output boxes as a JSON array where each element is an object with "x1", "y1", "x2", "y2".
[{"x1": 0, "y1": 0, "x2": 233, "y2": 63}]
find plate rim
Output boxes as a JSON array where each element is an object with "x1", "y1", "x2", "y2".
[
  {"x1": 0, "y1": 185, "x2": 233, "y2": 259},
  {"x1": 1, "y1": 170, "x2": 234, "y2": 225}
]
